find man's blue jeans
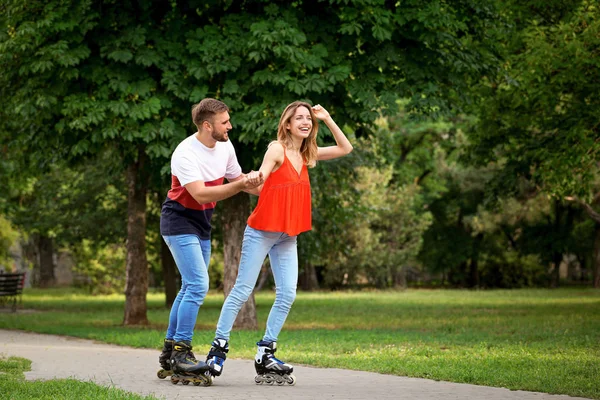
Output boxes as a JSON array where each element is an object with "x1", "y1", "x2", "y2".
[
  {"x1": 163, "y1": 234, "x2": 211, "y2": 343},
  {"x1": 215, "y1": 225, "x2": 298, "y2": 343}
]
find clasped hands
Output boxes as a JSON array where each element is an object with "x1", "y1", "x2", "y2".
[{"x1": 243, "y1": 170, "x2": 264, "y2": 189}]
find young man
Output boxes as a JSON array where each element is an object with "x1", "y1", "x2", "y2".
[{"x1": 157, "y1": 98, "x2": 262, "y2": 385}]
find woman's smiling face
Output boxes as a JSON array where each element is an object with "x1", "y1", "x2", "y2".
[{"x1": 286, "y1": 105, "x2": 313, "y2": 140}]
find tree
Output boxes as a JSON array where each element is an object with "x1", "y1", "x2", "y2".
[
  {"x1": 468, "y1": 0, "x2": 600, "y2": 287},
  {"x1": 0, "y1": 152, "x2": 128, "y2": 289},
  {"x1": 1, "y1": 0, "x2": 506, "y2": 326},
  {"x1": 1, "y1": 1, "x2": 187, "y2": 324}
]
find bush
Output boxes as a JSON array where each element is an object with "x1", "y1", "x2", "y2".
[
  {"x1": 71, "y1": 240, "x2": 126, "y2": 294},
  {"x1": 0, "y1": 215, "x2": 20, "y2": 272}
]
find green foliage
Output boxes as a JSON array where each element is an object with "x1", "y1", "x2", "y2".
[
  {"x1": 71, "y1": 240, "x2": 126, "y2": 295},
  {"x1": 320, "y1": 166, "x2": 432, "y2": 288},
  {"x1": 367, "y1": 100, "x2": 483, "y2": 286},
  {"x1": 469, "y1": 0, "x2": 600, "y2": 201},
  {"x1": 0, "y1": 0, "x2": 507, "y2": 300},
  {"x1": 0, "y1": 215, "x2": 20, "y2": 271},
  {"x1": 298, "y1": 146, "x2": 364, "y2": 284},
  {"x1": 417, "y1": 157, "x2": 489, "y2": 284},
  {"x1": 467, "y1": 196, "x2": 551, "y2": 286},
  {"x1": 7, "y1": 0, "x2": 590, "y2": 293},
  {"x1": 300, "y1": 100, "x2": 467, "y2": 288},
  {"x1": 7, "y1": 158, "x2": 127, "y2": 246},
  {"x1": 0, "y1": 0, "x2": 505, "y2": 167}
]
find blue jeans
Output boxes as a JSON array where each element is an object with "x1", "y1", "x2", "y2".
[
  {"x1": 215, "y1": 226, "x2": 298, "y2": 343},
  {"x1": 163, "y1": 234, "x2": 211, "y2": 343}
]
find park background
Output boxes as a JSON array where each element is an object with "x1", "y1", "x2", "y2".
[{"x1": 0, "y1": 0, "x2": 599, "y2": 399}]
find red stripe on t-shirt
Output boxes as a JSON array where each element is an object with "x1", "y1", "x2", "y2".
[{"x1": 167, "y1": 175, "x2": 225, "y2": 211}]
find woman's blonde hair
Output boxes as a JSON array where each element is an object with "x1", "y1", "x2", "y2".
[{"x1": 276, "y1": 101, "x2": 318, "y2": 167}]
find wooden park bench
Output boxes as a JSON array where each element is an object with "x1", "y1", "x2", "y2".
[{"x1": 0, "y1": 272, "x2": 25, "y2": 312}]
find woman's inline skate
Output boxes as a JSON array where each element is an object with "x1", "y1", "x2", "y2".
[
  {"x1": 206, "y1": 338, "x2": 229, "y2": 377},
  {"x1": 254, "y1": 341, "x2": 296, "y2": 386},
  {"x1": 169, "y1": 341, "x2": 213, "y2": 386}
]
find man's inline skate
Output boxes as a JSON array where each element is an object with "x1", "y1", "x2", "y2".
[
  {"x1": 156, "y1": 339, "x2": 174, "y2": 379},
  {"x1": 254, "y1": 341, "x2": 296, "y2": 386},
  {"x1": 169, "y1": 341, "x2": 213, "y2": 386},
  {"x1": 206, "y1": 338, "x2": 229, "y2": 377}
]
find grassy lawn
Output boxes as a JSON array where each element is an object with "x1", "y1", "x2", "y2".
[
  {"x1": 0, "y1": 356, "x2": 159, "y2": 399},
  {"x1": 0, "y1": 288, "x2": 598, "y2": 399}
]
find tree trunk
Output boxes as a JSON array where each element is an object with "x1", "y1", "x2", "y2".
[
  {"x1": 458, "y1": 261, "x2": 469, "y2": 287},
  {"x1": 255, "y1": 261, "x2": 272, "y2": 292},
  {"x1": 161, "y1": 236, "x2": 178, "y2": 308},
  {"x1": 21, "y1": 237, "x2": 39, "y2": 286},
  {"x1": 565, "y1": 193, "x2": 600, "y2": 288},
  {"x1": 37, "y1": 234, "x2": 56, "y2": 288},
  {"x1": 393, "y1": 265, "x2": 407, "y2": 289},
  {"x1": 550, "y1": 200, "x2": 563, "y2": 288},
  {"x1": 220, "y1": 192, "x2": 257, "y2": 330},
  {"x1": 469, "y1": 233, "x2": 483, "y2": 288},
  {"x1": 593, "y1": 224, "x2": 600, "y2": 289},
  {"x1": 123, "y1": 149, "x2": 149, "y2": 326},
  {"x1": 299, "y1": 262, "x2": 319, "y2": 291}
]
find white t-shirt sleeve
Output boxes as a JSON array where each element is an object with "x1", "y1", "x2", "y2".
[
  {"x1": 225, "y1": 141, "x2": 243, "y2": 180},
  {"x1": 172, "y1": 151, "x2": 203, "y2": 186}
]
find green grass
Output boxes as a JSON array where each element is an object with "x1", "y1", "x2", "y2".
[
  {"x1": 1, "y1": 288, "x2": 599, "y2": 399},
  {"x1": 0, "y1": 356, "x2": 159, "y2": 399}
]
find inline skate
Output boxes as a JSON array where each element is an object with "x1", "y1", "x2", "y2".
[
  {"x1": 206, "y1": 338, "x2": 229, "y2": 377},
  {"x1": 169, "y1": 341, "x2": 213, "y2": 386},
  {"x1": 156, "y1": 339, "x2": 174, "y2": 379},
  {"x1": 254, "y1": 341, "x2": 296, "y2": 386}
]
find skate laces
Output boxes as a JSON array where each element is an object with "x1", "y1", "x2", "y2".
[{"x1": 212, "y1": 338, "x2": 229, "y2": 352}]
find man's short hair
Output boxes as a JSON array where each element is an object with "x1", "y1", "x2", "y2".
[{"x1": 192, "y1": 98, "x2": 229, "y2": 128}]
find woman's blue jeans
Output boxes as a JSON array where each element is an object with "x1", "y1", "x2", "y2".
[
  {"x1": 163, "y1": 234, "x2": 211, "y2": 344},
  {"x1": 215, "y1": 226, "x2": 298, "y2": 343}
]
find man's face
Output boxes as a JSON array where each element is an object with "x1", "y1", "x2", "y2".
[{"x1": 209, "y1": 111, "x2": 232, "y2": 142}]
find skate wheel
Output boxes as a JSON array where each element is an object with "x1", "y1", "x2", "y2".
[
  {"x1": 255, "y1": 376, "x2": 263, "y2": 385},
  {"x1": 203, "y1": 373, "x2": 213, "y2": 386},
  {"x1": 275, "y1": 375, "x2": 285, "y2": 385},
  {"x1": 286, "y1": 374, "x2": 297, "y2": 386},
  {"x1": 157, "y1": 369, "x2": 169, "y2": 379},
  {"x1": 170, "y1": 376, "x2": 179, "y2": 385},
  {"x1": 265, "y1": 376, "x2": 274, "y2": 385},
  {"x1": 193, "y1": 381, "x2": 201, "y2": 386},
  {"x1": 182, "y1": 380, "x2": 190, "y2": 385}
]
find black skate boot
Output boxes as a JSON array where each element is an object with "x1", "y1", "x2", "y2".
[
  {"x1": 170, "y1": 341, "x2": 213, "y2": 386},
  {"x1": 157, "y1": 339, "x2": 174, "y2": 379},
  {"x1": 254, "y1": 341, "x2": 296, "y2": 386},
  {"x1": 206, "y1": 338, "x2": 229, "y2": 377}
]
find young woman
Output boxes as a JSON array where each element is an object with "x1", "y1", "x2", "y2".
[{"x1": 206, "y1": 101, "x2": 353, "y2": 385}]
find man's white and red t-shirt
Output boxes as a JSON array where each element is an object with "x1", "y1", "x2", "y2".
[{"x1": 160, "y1": 134, "x2": 242, "y2": 240}]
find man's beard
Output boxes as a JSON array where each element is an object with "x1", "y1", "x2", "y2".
[{"x1": 212, "y1": 131, "x2": 229, "y2": 142}]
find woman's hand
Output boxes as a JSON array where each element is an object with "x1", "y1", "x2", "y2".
[
  {"x1": 311, "y1": 104, "x2": 330, "y2": 121},
  {"x1": 245, "y1": 170, "x2": 264, "y2": 188}
]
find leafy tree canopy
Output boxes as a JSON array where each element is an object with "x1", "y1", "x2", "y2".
[{"x1": 468, "y1": 0, "x2": 599, "y2": 201}]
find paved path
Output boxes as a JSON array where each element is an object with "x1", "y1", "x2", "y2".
[{"x1": 0, "y1": 329, "x2": 590, "y2": 400}]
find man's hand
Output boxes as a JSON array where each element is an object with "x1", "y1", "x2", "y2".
[{"x1": 243, "y1": 170, "x2": 264, "y2": 189}]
